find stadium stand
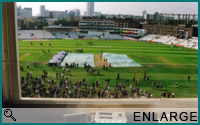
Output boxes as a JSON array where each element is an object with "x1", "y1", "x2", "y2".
[
  {"x1": 139, "y1": 34, "x2": 157, "y2": 42},
  {"x1": 18, "y1": 30, "x2": 79, "y2": 40},
  {"x1": 18, "y1": 30, "x2": 34, "y2": 39},
  {"x1": 122, "y1": 36, "x2": 135, "y2": 39},
  {"x1": 104, "y1": 34, "x2": 122, "y2": 40},
  {"x1": 139, "y1": 34, "x2": 198, "y2": 49},
  {"x1": 18, "y1": 30, "x2": 55, "y2": 40},
  {"x1": 52, "y1": 31, "x2": 69, "y2": 39},
  {"x1": 179, "y1": 37, "x2": 198, "y2": 49},
  {"x1": 68, "y1": 31, "x2": 79, "y2": 39},
  {"x1": 81, "y1": 34, "x2": 100, "y2": 39},
  {"x1": 18, "y1": 30, "x2": 198, "y2": 50}
]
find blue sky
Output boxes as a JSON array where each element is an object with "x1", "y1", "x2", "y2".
[{"x1": 17, "y1": 2, "x2": 198, "y2": 16}]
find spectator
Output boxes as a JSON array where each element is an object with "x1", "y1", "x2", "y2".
[
  {"x1": 172, "y1": 92, "x2": 175, "y2": 98},
  {"x1": 152, "y1": 81, "x2": 155, "y2": 89},
  {"x1": 188, "y1": 75, "x2": 191, "y2": 81},
  {"x1": 167, "y1": 91, "x2": 171, "y2": 98},
  {"x1": 156, "y1": 83, "x2": 159, "y2": 88},
  {"x1": 27, "y1": 64, "x2": 29, "y2": 69},
  {"x1": 116, "y1": 72, "x2": 120, "y2": 80},
  {"x1": 175, "y1": 82, "x2": 178, "y2": 88},
  {"x1": 133, "y1": 74, "x2": 135, "y2": 81},
  {"x1": 160, "y1": 83, "x2": 163, "y2": 89},
  {"x1": 147, "y1": 75, "x2": 150, "y2": 80}
]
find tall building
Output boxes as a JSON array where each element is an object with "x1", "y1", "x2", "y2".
[
  {"x1": 68, "y1": 10, "x2": 75, "y2": 16},
  {"x1": 143, "y1": 24, "x2": 193, "y2": 38},
  {"x1": 21, "y1": 8, "x2": 32, "y2": 18},
  {"x1": 17, "y1": 6, "x2": 22, "y2": 19},
  {"x1": 45, "y1": 10, "x2": 50, "y2": 17},
  {"x1": 142, "y1": 10, "x2": 147, "y2": 19},
  {"x1": 86, "y1": 2, "x2": 94, "y2": 16},
  {"x1": 40, "y1": 5, "x2": 46, "y2": 17},
  {"x1": 73, "y1": 9, "x2": 81, "y2": 17},
  {"x1": 50, "y1": 11, "x2": 68, "y2": 19},
  {"x1": 94, "y1": 12, "x2": 102, "y2": 16},
  {"x1": 147, "y1": 14, "x2": 154, "y2": 20},
  {"x1": 84, "y1": 11, "x2": 87, "y2": 16},
  {"x1": 49, "y1": 12, "x2": 53, "y2": 18},
  {"x1": 79, "y1": 18, "x2": 146, "y2": 38}
]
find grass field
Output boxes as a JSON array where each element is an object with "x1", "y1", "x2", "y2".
[{"x1": 19, "y1": 39, "x2": 198, "y2": 98}]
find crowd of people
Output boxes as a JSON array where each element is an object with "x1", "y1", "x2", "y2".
[
  {"x1": 20, "y1": 62, "x2": 190, "y2": 99},
  {"x1": 42, "y1": 49, "x2": 51, "y2": 53},
  {"x1": 75, "y1": 48, "x2": 83, "y2": 53},
  {"x1": 21, "y1": 41, "x2": 191, "y2": 99},
  {"x1": 21, "y1": 70, "x2": 154, "y2": 98},
  {"x1": 84, "y1": 63, "x2": 100, "y2": 75},
  {"x1": 30, "y1": 42, "x2": 52, "y2": 54},
  {"x1": 87, "y1": 41, "x2": 94, "y2": 45}
]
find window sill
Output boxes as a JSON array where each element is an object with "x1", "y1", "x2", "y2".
[{"x1": 4, "y1": 98, "x2": 198, "y2": 108}]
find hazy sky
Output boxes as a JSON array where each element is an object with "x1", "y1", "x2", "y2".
[{"x1": 17, "y1": 2, "x2": 198, "y2": 16}]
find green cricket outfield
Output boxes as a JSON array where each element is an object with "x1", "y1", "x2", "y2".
[{"x1": 18, "y1": 39, "x2": 198, "y2": 98}]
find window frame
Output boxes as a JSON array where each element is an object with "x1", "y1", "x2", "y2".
[{"x1": 2, "y1": 2, "x2": 198, "y2": 108}]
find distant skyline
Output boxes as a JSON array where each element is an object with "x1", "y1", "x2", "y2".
[{"x1": 17, "y1": 2, "x2": 198, "y2": 16}]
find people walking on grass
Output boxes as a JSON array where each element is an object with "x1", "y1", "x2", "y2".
[
  {"x1": 105, "y1": 66, "x2": 108, "y2": 70},
  {"x1": 152, "y1": 81, "x2": 155, "y2": 89},
  {"x1": 27, "y1": 64, "x2": 29, "y2": 69},
  {"x1": 62, "y1": 67, "x2": 65, "y2": 74},
  {"x1": 171, "y1": 43, "x2": 174, "y2": 48},
  {"x1": 143, "y1": 74, "x2": 146, "y2": 81},
  {"x1": 62, "y1": 73, "x2": 64, "y2": 79},
  {"x1": 136, "y1": 78, "x2": 140, "y2": 85},
  {"x1": 175, "y1": 82, "x2": 178, "y2": 88},
  {"x1": 116, "y1": 72, "x2": 120, "y2": 80},
  {"x1": 100, "y1": 53, "x2": 102, "y2": 59},
  {"x1": 143, "y1": 70, "x2": 147, "y2": 81},
  {"x1": 172, "y1": 92, "x2": 175, "y2": 98},
  {"x1": 147, "y1": 75, "x2": 150, "y2": 80},
  {"x1": 21, "y1": 65, "x2": 183, "y2": 99},
  {"x1": 167, "y1": 91, "x2": 171, "y2": 98},
  {"x1": 52, "y1": 65, "x2": 56, "y2": 70},
  {"x1": 133, "y1": 74, "x2": 135, "y2": 81},
  {"x1": 156, "y1": 83, "x2": 159, "y2": 88},
  {"x1": 66, "y1": 69, "x2": 71, "y2": 76},
  {"x1": 109, "y1": 63, "x2": 112, "y2": 67},
  {"x1": 161, "y1": 91, "x2": 166, "y2": 97},
  {"x1": 135, "y1": 79, "x2": 140, "y2": 86},
  {"x1": 160, "y1": 83, "x2": 163, "y2": 89},
  {"x1": 144, "y1": 70, "x2": 146, "y2": 77},
  {"x1": 42, "y1": 49, "x2": 45, "y2": 53},
  {"x1": 20, "y1": 66, "x2": 24, "y2": 71},
  {"x1": 56, "y1": 73, "x2": 58, "y2": 80},
  {"x1": 124, "y1": 79, "x2": 129, "y2": 85},
  {"x1": 188, "y1": 75, "x2": 191, "y2": 81}
]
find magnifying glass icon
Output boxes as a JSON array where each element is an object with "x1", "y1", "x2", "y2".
[{"x1": 4, "y1": 109, "x2": 16, "y2": 121}]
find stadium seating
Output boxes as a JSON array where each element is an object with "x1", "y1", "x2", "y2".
[
  {"x1": 18, "y1": 30, "x2": 198, "y2": 50},
  {"x1": 18, "y1": 30, "x2": 79, "y2": 39},
  {"x1": 68, "y1": 31, "x2": 79, "y2": 39},
  {"x1": 104, "y1": 34, "x2": 122, "y2": 40},
  {"x1": 139, "y1": 34, "x2": 198, "y2": 49},
  {"x1": 18, "y1": 30, "x2": 55, "y2": 39},
  {"x1": 52, "y1": 31, "x2": 69, "y2": 39}
]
